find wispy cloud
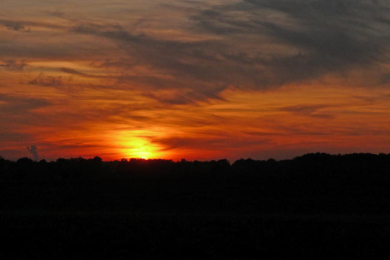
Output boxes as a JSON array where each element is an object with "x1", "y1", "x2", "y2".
[
  {"x1": 29, "y1": 73, "x2": 63, "y2": 87},
  {"x1": 1, "y1": 20, "x2": 30, "y2": 32},
  {"x1": 3, "y1": 1, "x2": 389, "y2": 99},
  {"x1": 0, "y1": 60, "x2": 28, "y2": 70},
  {"x1": 280, "y1": 104, "x2": 335, "y2": 119},
  {"x1": 0, "y1": 93, "x2": 51, "y2": 113},
  {"x1": 191, "y1": 0, "x2": 390, "y2": 86}
]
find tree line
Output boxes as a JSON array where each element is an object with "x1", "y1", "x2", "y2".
[{"x1": 1, "y1": 153, "x2": 390, "y2": 184}]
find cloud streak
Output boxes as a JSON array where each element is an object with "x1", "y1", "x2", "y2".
[
  {"x1": 0, "y1": 60, "x2": 28, "y2": 70},
  {"x1": 0, "y1": 93, "x2": 51, "y2": 113},
  {"x1": 191, "y1": 0, "x2": 390, "y2": 86},
  {"x1": 1, "y1": 20, "x2": 30, "y2": 32},
  {"x1": 280, "y1": 104, "x2": 335, "y2": 119}
]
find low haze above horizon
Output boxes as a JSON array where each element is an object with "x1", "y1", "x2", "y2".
[{"x1": 1, "y1": 0, "x2": 390, "y2": 161}]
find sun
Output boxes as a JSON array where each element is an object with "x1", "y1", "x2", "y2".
[
  {"x1": 113, "y1": 129, "x2": 176, "y2": 160},
  {"x1": 126, "y1": 139, "x2": 156, "y2": 159},
  {"x1": 115, "y1": 132, "x2": 160, "y2": 159}
]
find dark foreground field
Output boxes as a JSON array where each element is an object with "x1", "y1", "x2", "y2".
[
  {"x1": 1, "y1": 154, "x2": 390, "y2": 258},
  {"x1": 2, "y1": 211, "x2": 389, "y2": 259},
  {"x1": 2, "y1": 179, "x2": 390, "y2": 259}
]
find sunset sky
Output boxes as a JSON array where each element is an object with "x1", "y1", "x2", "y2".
[{"x1": 1, "y1": 0, "x2": 390, "y2": 161}]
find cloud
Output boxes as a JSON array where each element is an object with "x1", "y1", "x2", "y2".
[
  {"x1": 90, "y1": 59, "x2": 137, "y2": 69},
  {"x1": 46, "y1": 11, "x2": 65, "y2": 18},
  {"x1": 3, "y1": 1, "x2": 388, "y2": 103},
  {"x1": 0, "y1": 19, "x2": 65, "y2": 31},
  {"x1": 280, "y1": 104, "x2": 335, "y2": 119},
  {"x1": 143, "y1": 92, "x2": 196, "y2": 105},
  {"x1": 60, "y1": 67, "x2": 113, "y2": 79},
  {"x1": 27, "y1": 145, "x2": 39, "y2": 161},
  {"x1": 0, "y1": 60, "x2": 28, "y2": 70},
  {"x1": 68, "y1": 22, "x2": 238, "y2": 96},
  {"x1": 1, "y1": 20, "x2": 30, "y2": 32},
  {"x1": 0, "y1": 93, "x2": 51, "y2": 113},
  {"x1": 61, "y1": 0, "x2": 389, "y2": 103},
  {"x1": 2, "y1": 1, "x2": 390, "y2": 102},
  {"x1": 191, "y1": 0, "x2": 390, "y2": 86},
  {"x1": 29, "y1": 73, "x2": 63, "y2": 87}
]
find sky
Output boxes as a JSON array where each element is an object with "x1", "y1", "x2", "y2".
[{"x1": 1, "y1": 0, "x2": 390, "y2": 161}]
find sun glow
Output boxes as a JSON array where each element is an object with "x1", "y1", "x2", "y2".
[
  {"x1": 124, "y1": 138, "x2": 158, "y2": 159},
  {"x1": 114, "y1": 131, "x2": 164, "y2": 159}
]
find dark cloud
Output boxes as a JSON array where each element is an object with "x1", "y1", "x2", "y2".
[
  {"x1": 0, "y1": 93, "x2": 51, "y2": 114},
  {"x1": 62, "y1": 0, "x2": 389, "y2": 104},
  {"x1": 27, "y1": 145, "x2": 39, "y2": 161},
  {"x1": 191, "y1": 0, "x2": 390, "y2": 86},
  {"x1": 0, "y1": 19, "x2": 66, "y2": 31},
  {"x1": 1, "y1": 1, "x2": 390, "y2": 105},
  {"x1": 0, "y1": 60, "x2": 28, "y2": 70},
  {"x1": 29, "y1": 73, "x2": 63, "y2": 87},
  {"x1": 1, "y1": 1, "x2": 390, "y2": 102},
  {"x1": 46, "y1": 11, "x2": 65, "y2": 18},
  {"x1": 60, "y1": 67, "x2": 114, "y2": 79},
  {"x1": 4, "y1": 1, "x2": 388, "y2": 103},
  {"x1": 1, "y1": 20, "x2": 30, "y2": 32},
  {"x1": 69, "y1": 22, "x2": 238, "y2": 95},
  {"x1": 280, "y1": 104, "x2": 335, "y2": 119}
]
